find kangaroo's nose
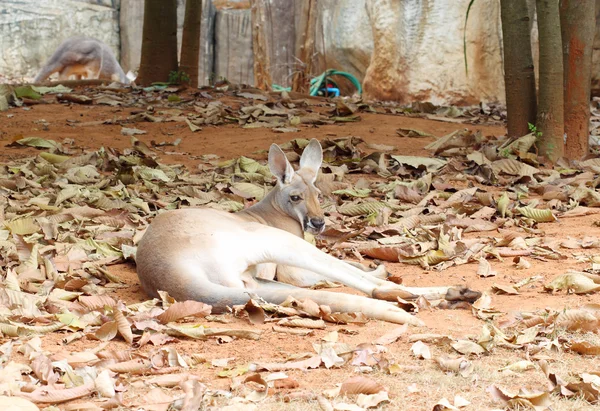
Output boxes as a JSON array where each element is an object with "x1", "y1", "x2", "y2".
[{"x1": 310, "y1": 217, "x2": 325, "y2": 230}]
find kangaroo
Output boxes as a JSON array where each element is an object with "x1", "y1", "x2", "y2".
[
  {"x1": 136, "y1": 139, "x2": 480, "y2": 326},
  {"x1": 33, "y1": 37, "x2": 131, "y2": 84}
]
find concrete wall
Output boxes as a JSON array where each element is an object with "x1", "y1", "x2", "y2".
[
  {"x1": 2, "y1": 0, "x2": 600, "y2": 105},
  {"x1": 0, "y1": 0, "x2": 119, "y2": 81}
]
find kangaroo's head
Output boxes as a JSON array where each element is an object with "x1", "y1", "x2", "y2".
[{"x1": 268, "y1": 139, "x2": 325, "y2": 235}]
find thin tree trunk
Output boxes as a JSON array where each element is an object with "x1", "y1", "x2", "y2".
[
  {"x1": 292, "y1": 0, "x2": 317, "y2": 93},
  {"x1": 560, "y1": 0, "x2": 595, "y2": 160},
  {"x1": 180, "y1": 0, "x2": 202, "y2": 88},
  {"x1": 137, "y1": 0, "x2": 178, "y2": 86},
  {"x1": 250, "y1": 0, "x2": 273, "y2": 90},
  {"x1": 536, "y1": 0, "x2": 565, "y2": 161},
  {"x1": 500, "y1": 0, "x2": 537, "y2": 138}
]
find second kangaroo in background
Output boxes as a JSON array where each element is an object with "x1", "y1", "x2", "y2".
[{"x1": 33, "y1": 36, "x2": 132, "y2": 84}]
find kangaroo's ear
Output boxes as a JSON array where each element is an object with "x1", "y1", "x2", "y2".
[
  {"x1": 299, "y1": 139, "x2": 323, "y2": 173},
  {"x1": 269, "y1": 143, "x2": 294, "y2": 185}
]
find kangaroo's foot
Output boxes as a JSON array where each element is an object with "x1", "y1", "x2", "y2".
[
  {"x1": 444, "y1": 286, "x2": 482, "y2": 303},
  {"x1": 372, "y1": 287, "x2": 418, "y2": 301},
  {"x1": 372, "y1": 285, "x2": 481, "y2": 303}
]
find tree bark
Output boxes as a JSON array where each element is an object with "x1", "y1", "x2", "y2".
[
  {"x1": 137, "y1": 0, "x2": 179, "y2": 86},
  {"x1": 292, "y1": 0, "x2": 317, "y2": 93},
  {"x1": 536, "y1": 0, "x2": 565, "y2": 161},
  {"x1": 500, "y1": 0, "x2": 537, "y2": 138},
  {"x1": 180, "y1": 0, "x2": 202, "y2": 87},
  {"x1": 249, "y1": 0, "x2": 273, "y2": 90},
  {"x1": 560, "y1": 0, "x2": 595, "y2": 160}
]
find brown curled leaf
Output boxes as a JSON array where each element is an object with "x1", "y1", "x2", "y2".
[
  {"x1": 113, "y1": 308, "x2": 133, "y2": 344},
  {"x1": 156, "y1": 300, "x2": 212, "y2": 324},
  {"x1": 339, "y1": 375, "x2": 385, "y2": 395},
  {"x1": 17, "y1": 382, "x2": 95, "y2": 404}
]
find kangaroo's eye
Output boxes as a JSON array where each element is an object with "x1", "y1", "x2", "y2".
[{"x1": 290, "y1": 195, "x2": 301, "y2": 202}]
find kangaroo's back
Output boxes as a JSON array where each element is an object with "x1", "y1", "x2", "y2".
[{"x1": 33, "y1": 37, "x2": 129, "y2": 84}]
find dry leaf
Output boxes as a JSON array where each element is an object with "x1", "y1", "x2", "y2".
[
  {"x1": 113, "y1": 308, "x2": 133, "y2": 344},
  {"x1": 242, "y1": 299, "x2": 265, "y2": 325},
  {"x1": 0, "y1": 396, "x2": 40, "y2": 410},
  {"x1": 339, "y1": 376, "x2": 385, "y2": 395},
  {"x1": 320, "y1": 346, "x2": 345, "y2": 369},
  {"x1": 491, "y1": 283, "x2": 520, "y2": 295},
  {"x1": 211, "y1": 357, "x2": 235, "y2": 367},
  {"x1": 477, "y1": 258, "x2": 497, "y2": 277},
  {"x1": 516, "y1": 207, "x2": 557, "y2": 223},
  {"x1": 107, "y1": 359, "x2": 152, "y2": 374},
  {"x1": 432, "y1": 397, "x2": 463, "y2": 411},
  {"x1": 95, "y1": 321, "x2": 118, "y2": 341},
  {"x1": 147, "y1": 373, "x2": 194, "y2": 387},
  {"x1": 374, "y1": 324, "x2": 408, "y2": 345},
  {"x1": 156, "y1": 300, "x2": 212, "y2": 323},
  {"x1": 356, "y1": 390, "x2": 389, "y2": 408},
  {"x1": 277, "y1": 318, "x2": 326, "y2": 329},
  {"x1": 180, "y1": 379, "x2": 207, "y2": 411},
  {"x1": 18, "y1": 382, "x2": 95, "y2": 404},
  {"x1": 569, "y1": 341, "x2": 600, "y2": 355},
  {"x1": 545, "y1": 273, "x2": 600, "y2": 294},
  {"x1": 487, "y1": 384, "x2": 552, "y2": 411},
  {"x1": 78, "y1": 295, "x2": 117, "y2": 310},
  {"x1": 166, "y1": 324, "x2": 262, "y2": 340},
  {"x1": 272, "y1": 325, "x2": 313, "y2": 336},
  {"x1": 410, "y1": 341, "x2": 432, "y2": 359},
  {"x1": 244, "y1": 373, "x2": 268, "y2": 403},
  {"x1": 255, "y1": 355, "x2": 322, "y2": 371},
  {"x1": 332, "y1": 403, "x2": 362, "y2": 411},
  {"x1": 408, "y1": 334, "x2": 454, "y2": 346},
  {"x1": 141, "y1": 387, "x2": 175, "y2": 411},
  {"x1": 515, "y1": 326, "x2": 540, "y2": 345},
  {"x1": 451, "y1": 340, "x2": 486, "y2": 356},
  {"x1": 94, "y1": 369, "x2": 115, "y2": 398},
  {"x1": 434, "y1": 355, "x2": 474, "y2": 377},
  {"x1": 472, "y1": 293, "x2": 493, "y2": 310},
  {"x1": 491, "y1": 158, "x2": 539, "y2": 177},
  {"x1": 498, "y1": 360, "x2": 536, "y2": 373}
]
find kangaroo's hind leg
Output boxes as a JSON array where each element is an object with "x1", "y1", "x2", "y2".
[
  {"x1": 276, "y1": 260, "x2": 388, "y2": 288},
  {"x1": 185, "y1": 278, "x2": 424, "y2": 326},
  {"x1": 258, "y1": 227, "x2": 481, "y2": 303}
]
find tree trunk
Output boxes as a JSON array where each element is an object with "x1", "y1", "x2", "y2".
[
  {"x1": 292, "y1": 0, "x2": 317, "y2": 93},
  {"x1": 180, "y1": 0, "x2": 202, "y2": 88},
  {"x1": 560, "y1": 0, "x2": 595, "y2": 160},
  {"x1": 249, "y1": 0, "x2": 273, "y2": 90},
  {"x1": 500, "y1": 0, "x2": 537, "y2": 138},
  {"x1": 137, "y1": 0, "x2": 179, "y2": 86},
  {"x1": 536, "y1": 0, "x2": 565, "y2": 161}
]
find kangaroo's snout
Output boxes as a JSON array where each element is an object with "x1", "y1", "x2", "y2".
[{"x1": 306, "y1": 216, "x2": 325, "y2": 234}]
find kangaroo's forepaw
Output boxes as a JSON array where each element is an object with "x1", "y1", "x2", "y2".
[
  {"x1": 444, "y1": 287, "x2": 481, "y2": 303},
  {"x1": 371, "y1": 263, "x2": 389, "y2": 280}
]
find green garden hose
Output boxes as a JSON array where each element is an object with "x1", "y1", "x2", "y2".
[
  {"x1": 271, "y1": 69, "x2": 362, "y2": 96},
  {"x1": 309, "y1": 69, "x2": 362, "y2": 96}
]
